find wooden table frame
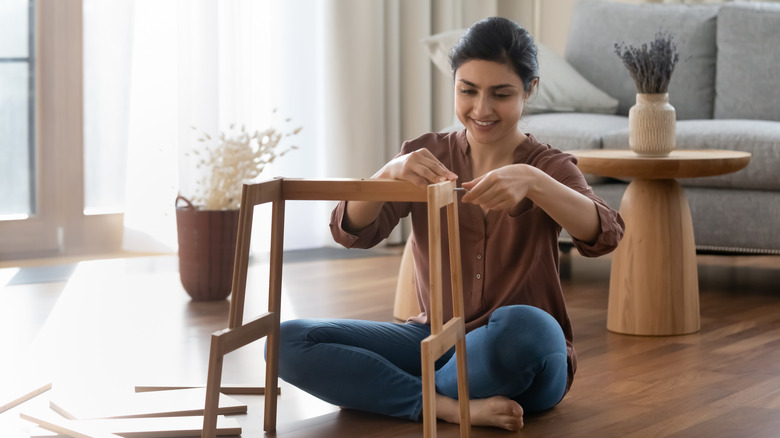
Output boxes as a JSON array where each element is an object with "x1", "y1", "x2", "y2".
[
  {"x1": 571, "y1": 149, "x2": 751, "y2": 336},
  {"x1": 202, "y1": 179, "x2": 471, "y2": 438}
]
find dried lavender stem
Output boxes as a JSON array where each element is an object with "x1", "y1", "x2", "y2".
[{"x1": 614, "y1": 30, "x2": 679, "y2": 94}]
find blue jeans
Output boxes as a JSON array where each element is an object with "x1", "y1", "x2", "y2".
[{"x1": 272, "y1": 305, "x2": 568, "y2": 421}]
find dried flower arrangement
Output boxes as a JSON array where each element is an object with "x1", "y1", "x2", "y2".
[
  {"x1": 614, "y1": 31, "x2": 680, "y2": 94},
  {"x1": 188, "y1": 114, "x2": 302, "y2": 210}
]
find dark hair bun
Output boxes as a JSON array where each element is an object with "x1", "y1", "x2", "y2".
[{"x1": 449, "y1": 17, "x2": 539, "y2": 92}]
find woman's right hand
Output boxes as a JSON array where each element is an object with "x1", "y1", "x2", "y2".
[
  {"x1": 375, "y1": 149, "x2": 458, "y2": 188},
  {"x1": 344, "y1": 149, "x2": 457, "y2": 233}
]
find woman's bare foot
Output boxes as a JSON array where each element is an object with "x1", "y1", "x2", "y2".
[{"x1": 436, "y1": 394, "x2": 524, "y2": 431}]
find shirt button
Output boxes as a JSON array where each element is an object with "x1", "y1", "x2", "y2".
[
  {"x1": 476, "y1": 253, "x2": 482, "y2": 260},
  {"x1": 476, "y1": 273, "x2": 482, "y2": 280}
]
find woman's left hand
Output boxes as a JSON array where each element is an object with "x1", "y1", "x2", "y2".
[
  {"x1": 462, "y1": 163, "x2": 601, "y2": 243},
  {"x1": 460, "y1": 164, "x2": 537, "y2": 211}
]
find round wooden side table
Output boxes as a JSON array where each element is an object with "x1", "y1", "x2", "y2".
[{"x1": 570, "y1": 150, "x2": 751, "y2": 336}]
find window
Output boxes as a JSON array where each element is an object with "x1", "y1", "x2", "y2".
[
  {"x1": 0, "y1": 0, "x2": 34, "y2": 219},
  {"x1": 0, "y1": 1, "x2": 124, "y2": 260}
]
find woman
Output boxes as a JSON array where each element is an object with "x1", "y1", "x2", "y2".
[{"x1": 276, "y1": 17, "x2": 624, "y2": 431}]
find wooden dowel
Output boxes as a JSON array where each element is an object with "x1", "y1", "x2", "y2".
[
  {"x1": 0, "y1": 382, "x2": 52, "y2": 414},
  {"x1": 281, "y1": 179, "x2": 427, "y2": 202},
  {"x1": 213, "y1": 312, "x2": 276, "y2": 354},
  {"x1": 135, "y1": 385, "x2": 278, "y2": 396},
  {"x1": 420, "y1": 341, "x2": 437, "y2": 438},
  {"x1": 421, "y1": 318, "x2": 465, "y2": 358},
  {"x1": 21, "y1": 411, "x2": 123, "y2": 438},
  {"x1": 263, "y1": 199, "x2": 286, "y2": 433},
  {"x1": 427, "y1": 185, "x2": 444, "y2": 335}
]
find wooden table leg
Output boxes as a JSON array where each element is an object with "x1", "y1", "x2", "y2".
[{"x1": 607, "y1": 178, "x2": 700, "y2": 336}]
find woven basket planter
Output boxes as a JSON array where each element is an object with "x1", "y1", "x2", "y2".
[{"x1": 175, "y1": 196, "x2": 239, "y2": 301}]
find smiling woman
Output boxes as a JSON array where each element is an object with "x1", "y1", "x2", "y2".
[
  {"x1": 454, "y1": 61, "x2": 531, "y2": 160},
  {"x1": 275, "y1": 16, "x2": 624, "y2": 433},
  {"x1": 448, "y1": 18, "x2": 540, "y2": 180}
]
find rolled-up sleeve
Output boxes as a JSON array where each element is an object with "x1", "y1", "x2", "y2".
[
  {"x1": 329, "y1": 200, "x2": 412, "y2": 249},
  {"x1": 329, "y1": 201, "x2": 362, "y2": 248},
  {"x1": 547, "y1": 153, "x2": 625, "y2": 258},
  {"x1": 572, "y1": 197, "x2": 625, "y2": 257}
]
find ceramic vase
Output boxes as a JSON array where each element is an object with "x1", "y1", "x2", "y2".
[
  {"x1": 175, "y1": 196, "x2": 239, "y2": 301},
  {"x1": 628, "y1": 93, "x2": 676, "y2": 157}
]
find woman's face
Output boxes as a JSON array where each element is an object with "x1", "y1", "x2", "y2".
[{"x1": 454, "y1": 60, "x2": 533, "y2": 147}]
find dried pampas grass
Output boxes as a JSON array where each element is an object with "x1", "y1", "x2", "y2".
[{"x1": 188, "y1": 115, "x2": 302, "y2": 210}]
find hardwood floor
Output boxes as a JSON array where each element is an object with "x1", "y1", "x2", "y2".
[{"x1": 1, "y1": 248, "x2": 779, "y2": 437}]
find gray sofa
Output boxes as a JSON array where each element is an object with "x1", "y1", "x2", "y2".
[{"x1": 526, "y1": 0, "x2": 780, "y2": 254}]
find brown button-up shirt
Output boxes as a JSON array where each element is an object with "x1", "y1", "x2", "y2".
[{"x1": 330, "y1": 129, "x2": 624, "y2": 393}]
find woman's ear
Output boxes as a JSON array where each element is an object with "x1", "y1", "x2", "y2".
[
  {"x1": 527, "y1": 78, "x2": 540, "y2": 98},
  {"x1": 524, "y1": 77, "x2": 540, "y2": 104}
]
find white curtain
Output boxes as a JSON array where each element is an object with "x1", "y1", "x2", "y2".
[{"x1": 83, "y1": 0, "x2": 530, "y2": 254}]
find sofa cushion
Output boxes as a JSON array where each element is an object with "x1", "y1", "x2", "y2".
[
  {"x1": 715, "y1": 3, "x2": 780, "y2": 122},
  {"x1": 525, "y1": 113, "x2": 628, "y2": 151},
  {"x1": 565, "y1": 0, "x2": 719, "y2": 120},
  {"x1": 575, "y1": 182, "x2": 780, "y2": 254},
  {"x1": 529, "y1": 42, "x2": 619, "y2": 115},
  {"x1": 684, "y1": 187, "x2": 780, "y2": 254},
  {"x1": 601, "y1": 119, "x2": 780, "y2": 191},
  {"x1": 421, "y1": 29, "x2": 619, "y2": 116}
]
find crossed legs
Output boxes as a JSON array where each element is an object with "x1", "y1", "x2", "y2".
[{"x1": 273, "y1": 305, "x2": 568, "y2": 430}]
